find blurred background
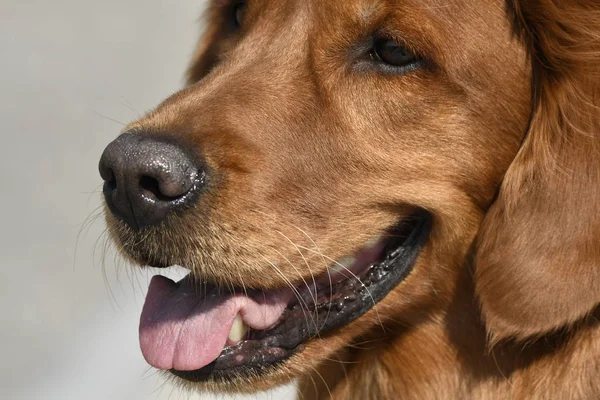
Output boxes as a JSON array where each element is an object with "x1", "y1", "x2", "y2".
[{"x1": 0, "y1": 1, "x2": 296, "y2": 399}]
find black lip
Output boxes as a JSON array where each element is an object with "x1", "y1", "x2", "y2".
[{"x1": 172, "y1": 210, "x2": 432, "y2": 383}]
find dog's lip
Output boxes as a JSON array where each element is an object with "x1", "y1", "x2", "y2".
[
  {"x1": 139, "y1": 234, "x2": 386, "y2": 371},
  {"x1": 143, "y1": 211, "x2": 431, "y2": 383}
]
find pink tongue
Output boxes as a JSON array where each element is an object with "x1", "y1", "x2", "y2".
[{"x1": 139, "y1": 275, "x2": 291, "y2": 371}]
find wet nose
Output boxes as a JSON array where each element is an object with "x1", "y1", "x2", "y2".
[{"x1": 98, "y1": 132, "x2": 204, "y2": 229}]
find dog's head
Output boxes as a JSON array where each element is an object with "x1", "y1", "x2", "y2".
[{"x1": 99, "y1": 0, "x2": 599, "y2": 393}]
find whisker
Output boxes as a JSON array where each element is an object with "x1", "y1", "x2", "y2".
[
  {"x1": 256, "y1": 253, "x2": 314, "y2": 332},
  {"x1": 308, "y1": 364, "x2": 333, "y2": 399},
  {"x1": 93, "y1": 227, "x2": 121, "y2": 311},
  {"x1": 301, "y1": 369, "x2": 321, "y2": 400},
  {"x1": 251, "y1": 209, "x2": 347, "y2": 335},
  {"x1": 237, "y1": 270, "x2": 249, "y2": 298},
  {"x1": 274, "y1": 230, "x2": 319, "y2": 314},
  {"x1": 268, "y1": 246, "x2": 320, "y2": 333},
  {"x1": 74, "y1": 205, "x2": 105, "y2": 270},
  {"x1": 119, "y1": 96, "x2": 142, "y2": 119},
  {"x1": 296, "y1": 245, "x2": 386, "y2": 333},
  {"x1": 93, "y1": 110, "x2": 127, "y2": 126},
  {"x1": 283, "y1": 223, "x2": 336, "y2": 334}
]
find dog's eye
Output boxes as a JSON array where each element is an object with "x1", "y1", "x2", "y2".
[
  {"x1": 371, "y1": 38, "x2": 417, "y2": 68},
  {"x1": 232, "y1": 1, "x2": 246, "y2": 29}
]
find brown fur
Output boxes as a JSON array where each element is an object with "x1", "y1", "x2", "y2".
[{"x1": 107, "y1": 0, "x2": 600, "y2": 398}]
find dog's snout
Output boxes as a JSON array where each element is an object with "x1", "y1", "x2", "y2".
[{"x1": 98, "y1": 132, "x2": 203, "y2": 229}]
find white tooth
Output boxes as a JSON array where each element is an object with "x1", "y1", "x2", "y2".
[
  {"x1": 228, "y1": 315, "x2": 249, "y2": 343},
  {"x1": 364, "y1": 235, "x2": 382, "y2": 250},
  {"x1": 331, "y1": 256, "x2": 356, "y2": 274}
]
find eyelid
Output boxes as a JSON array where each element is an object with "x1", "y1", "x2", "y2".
[
  {"x1": 231, "y1": 1, "x2": 245, "y2": 28},
  {"x1": 348, "y1": 33, "x2": 428, "y2": 76},
  {"x1": 371, "y1": 30, "x2": 422, "y2": 61}
]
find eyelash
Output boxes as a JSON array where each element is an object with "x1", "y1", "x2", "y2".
[
  {"x1": 231, "y1": 1, "x2": 246, "y2": 30},
  {"x1": 365, "y1": 33, "x2": 424, "y2": 74}
]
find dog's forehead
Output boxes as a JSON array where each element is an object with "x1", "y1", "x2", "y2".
[
  {"x1": 207, "y1": 0, "x2": 508, "y2": 34},
  {"x1": 205, "y1": 0, "x2": 514, "y2": 69}
]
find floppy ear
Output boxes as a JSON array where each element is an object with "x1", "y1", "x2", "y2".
[
  {"x1": 186, "y1": 4, "x2": 229, "y2": 85},
  {"x1": 475, "y1": 0, "x2": 600, "y2": 342}
]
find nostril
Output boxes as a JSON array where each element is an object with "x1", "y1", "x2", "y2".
[
  {"x1": 99, "y1": 156, "x2": 118, "y2": 192},
  {"x1": 106, "y1": 169, "x2": 117, "y2": 191},
  {"x1": 140, "y1": 175, "x2": 179, "y2": 202},
  {"x1": 139, "y1": 172, "x2": 197, "y2": 202}
]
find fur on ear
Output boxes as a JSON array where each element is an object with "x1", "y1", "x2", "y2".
[{"x1": 475, "y1": 0, "x2": 600, "y2": 342}]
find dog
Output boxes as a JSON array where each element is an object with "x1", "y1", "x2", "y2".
[{"x1": 98, "y1": 0, "x2": 600, "y2": 398}]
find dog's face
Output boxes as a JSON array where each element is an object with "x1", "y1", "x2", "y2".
[{"x1": 100, "y1": 0, "x2": 535, "y2": 393}]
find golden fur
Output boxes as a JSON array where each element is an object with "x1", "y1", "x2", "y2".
[{"x1": 106, "y1": 0, "x2": 600, "y2": 398}]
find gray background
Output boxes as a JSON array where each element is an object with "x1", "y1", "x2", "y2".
[{"x1": 1, "y1": 1, "x2": 296, "y2": 399}]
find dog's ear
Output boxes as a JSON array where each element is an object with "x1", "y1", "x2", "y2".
[
  {"x1": 474, "y1": 0, "x2": 600, "y2": 342},
  {"x1": 186, "y1": 5, "x2": 229, "y2": 85}
]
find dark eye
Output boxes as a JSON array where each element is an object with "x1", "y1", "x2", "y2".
[
  {"x1": 371, "y1": 38, "x2": 417, "y2": 67},
  {"x1": 232, "y1": 2, "x2": 246, "y2": 29}
]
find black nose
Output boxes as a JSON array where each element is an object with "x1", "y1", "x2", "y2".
[{"x1": 98, "y1": 132, "x2": 204, "y2": 229}]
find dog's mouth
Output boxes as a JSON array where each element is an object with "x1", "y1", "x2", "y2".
[{"x1": 139, "y1": 211, "x2": 431, "y2": 383}]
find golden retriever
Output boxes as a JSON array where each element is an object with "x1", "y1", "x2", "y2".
[{"x1": 98, "y1": 0, "x2": 600, "y2": 398}]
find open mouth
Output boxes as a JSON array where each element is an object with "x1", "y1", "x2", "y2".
[{"x1": 139, "y1": 210, "x2": 431, "y2": 383}]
